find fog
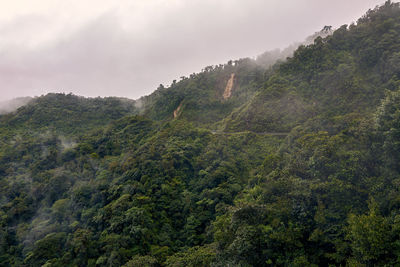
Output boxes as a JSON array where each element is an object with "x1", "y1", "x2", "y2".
[
  {"x1": 0, "y1": 97, "x2": 32, "y2": 114},
  {"x1": 0, "y1": 0, "x2": 384, "y2": 102}
]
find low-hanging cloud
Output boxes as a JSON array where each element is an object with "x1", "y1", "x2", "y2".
[{"x1": 0, "y1": 0, "x2": 384, "y2": 102}]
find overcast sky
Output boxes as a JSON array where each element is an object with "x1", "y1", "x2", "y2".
[{"x1": 0, "y1": 0, "x2": 384, "y2": 101}]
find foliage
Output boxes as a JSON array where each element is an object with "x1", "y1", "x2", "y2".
[{"x1": 2, "y1": 2, "x2": 400, "y2": 266}]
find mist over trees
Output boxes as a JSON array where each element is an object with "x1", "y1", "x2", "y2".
[
  {"x1": 0, "y1": 97, "x2": 32, "y2": 114},
  {"x1": 255, "y1": 26, "x2": 334, "y2": 68}
]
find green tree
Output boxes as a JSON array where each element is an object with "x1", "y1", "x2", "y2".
[{"x1": 346, "y1": 201, "x2": 393, "y2": 265}]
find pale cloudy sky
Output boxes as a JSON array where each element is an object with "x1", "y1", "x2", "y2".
[{"x1": 0, "y1": 0, "x2": 384, "y2": 101}]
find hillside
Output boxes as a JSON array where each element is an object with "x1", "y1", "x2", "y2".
[
  {"x1": 0, "y1": 93, "x2": 139, "y2": 135},
  {"x1": 2, "y1": 1, "x2": 400, "y2": 266},
  {"x1": 139, "y1": 58, "x2": 265, "y2": 127}
]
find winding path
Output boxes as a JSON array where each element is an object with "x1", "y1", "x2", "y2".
[{"x1": 210, "y1": 130, "x2": 289, "y2": 136}]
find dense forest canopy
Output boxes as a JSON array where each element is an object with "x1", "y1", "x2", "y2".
[{"x1": 2, "y1": 1, "x2": 400, "y2": 266}]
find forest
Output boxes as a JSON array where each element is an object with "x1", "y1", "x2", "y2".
[{"x1": 1, "y1": 1, "x2": 400, "y2": 266}]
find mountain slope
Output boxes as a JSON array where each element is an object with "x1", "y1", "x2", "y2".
[
  {"x1": 222, "y1": 2, "x2": 400, "y2": 133},
  {"x1": 2, "y1": 2, "x2": 400, "y2": 266},
  {"x1": 0, "y1": 93, "x2": 139, "y2": 135},
  {"x1": 140, "y1": 58, "x2": 265, "y2": 127}
]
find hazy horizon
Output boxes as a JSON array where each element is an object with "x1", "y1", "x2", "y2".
[{"x1": 0, "y1": 0, "x2": 385, "y2": 102}]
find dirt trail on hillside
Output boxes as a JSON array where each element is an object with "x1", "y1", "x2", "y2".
[
  {"x1": 223, "y1": 73, "x2": 235, "y2": 99},
  {"x1": 173, "y1": 102, "x2": 183, "y2": 118},
  {"x1": 211, "y1": 130, "x2": 289, "y2": 136}
]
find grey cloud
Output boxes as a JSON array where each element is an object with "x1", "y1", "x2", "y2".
[{"x1": 0, "y1": 0, "x2": 383, "y2": 102}]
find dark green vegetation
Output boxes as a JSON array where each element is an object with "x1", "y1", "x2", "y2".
[{"x1": 2, "y1": 1, "x2": 400, "y2": 266}]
